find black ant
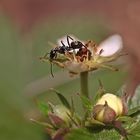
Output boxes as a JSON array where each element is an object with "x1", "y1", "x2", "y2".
[
  {"x1": 76, "y1": 47, "x2": 92, "y2": 62},
  {"x1": 41, "y1": 35, "x2": 87, "y2": 77},
  {"x1": 43, "y1": 35, "x2": 86, "y2": 60},
  {"x1": 49, "y1": 35, "x2": 86, "y2": 60}
]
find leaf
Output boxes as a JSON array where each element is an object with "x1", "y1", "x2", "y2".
[
  {"x1": 65, "y1": 128, "x2": 96, "y2": 140},
  {"x1": 38, "y1": 101, "x2": 49, "y2": 116},
  {"x1": 94, "y1": 79, "x2": 105, "y2": 103},
  {"x1": 116, "y1": 116, "x2": 135, "y2": 122},
  {"x1": 65, "y1": 128, "x2": 120, "y2": 140},
  {"x1": 128, "y1": 135, "x2": 140, "y2": 140},
  {"x1": 127, "y1": 121, "x2": 140, "y2": 139},
  {"x1": 30, "y1": 118, "x2": 53, "y2": 129},
  {"x1": 66, "y1": 113, "x2": 79, "y2": 127},
  {"x1": 70, "y1": 96, "x2": 75, "y2": 115},
  {"x1": 128, "y1": 121, "x2": 140, "y2": 135},
  {"x1": 51, "y1": 88, "x2": 71, "y2": 109},
  {"x1": 85, "y1": 118, "x2": 105, "y2": 127},
  {"x1": 127, "y1": 106, "x2": 140, "y2": 116},
  {"x1": 80, "y1": 95, "x2": 92, "y2": 110}
]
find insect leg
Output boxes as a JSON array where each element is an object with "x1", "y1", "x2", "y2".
[
  {"x1": 67, "y1": 35, "x2": 74, "y2": 41},
  {"x1": 40, "y1": 52, "x2": 50, "y2": 61},
  {"x1": 50, "y1": 62, "x2": 54, "y2": 77},
  {"x1": 67, "y1": 35, "x2": 74, "y2": 47},
  {"x1": 54, "y1": 51, "x2": 57, "y2": 59},
  {"x1": 43, "y1": 52, "x2": 50, "y2": 58},
  {"x1": 61, "y1": 40, "x2": 65, "y2": 46}
]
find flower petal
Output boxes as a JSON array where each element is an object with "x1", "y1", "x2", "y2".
[{"x1": 96, "y1": 34, "x2": 123, "y2": 57}]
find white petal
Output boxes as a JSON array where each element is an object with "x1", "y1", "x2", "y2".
[
  {"x1": 57, "y1": 35, "x2": 79, "y2": 46},
  {"x1": 96, "y1": 34, "x2": 123, "y2": 57}
]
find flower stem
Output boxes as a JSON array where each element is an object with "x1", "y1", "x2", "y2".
[{"x1": 80, "y1": 72, "x2": 89, "y2": 98}]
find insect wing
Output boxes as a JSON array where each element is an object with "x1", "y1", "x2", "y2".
[{"x1": 96, "y1": 34, "x2": 123, "y2": 57}]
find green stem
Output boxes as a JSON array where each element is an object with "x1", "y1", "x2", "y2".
[{"x1": 80, "y1": 72, "x2": 89, "y2": 98}]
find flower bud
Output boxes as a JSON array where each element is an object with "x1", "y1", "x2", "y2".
[
  {"x1": 96, "y1": 93, "x2": 123, "y2": 116},
  {"x1": 93, "y1": 101, "x2": 116, "y2": 123},
  {"x1": 53, "y1": 105, "x2": 71, "y2": 123},
  {"x1": 93, "y1": 93, "x2": 125, "y2": 123}
]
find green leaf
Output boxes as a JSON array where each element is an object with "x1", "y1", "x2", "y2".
[
  {"x1": 128, "y1": 121, "x2": 140, "y2": 135},
  {"x1": 94, "y1": 80, "x2": 106, "y2": 103},
  {"x1": 30, "y1": 118, "x2": 54, "y2": 129},
  {"x1": 128, "y1": 135, "x2": 140, "y2": 140},
  {"x1": 116, "y1": 116, "x2": 135, "y2": 122},
  {"x1": 127, "y1": 106, "x2": 140, "y2": 116},
  {"x1": 51, "y1": 89, "x2": 71, "y2": 109},
  {"x1": 80, "y1": 95, "x2": 92, "y2": 110},
  {"x1": 65, "y1": 128, "x2": 96, "y2": 140},
  {"x1": 70, "y1": 96, "x2": 75, "y2": 115},
  {"x1": 85, "y1": 118, "x2": 105, "y2": 127},
  {"x1": 89, "y1": 118, "x2": 105, "y2": 126},
  {"x1": 65, "y1": 128, "x2": 120, "y2": 140},
  {"x1": 38, "y1": 101, "x2": 49, "y2": 116}
]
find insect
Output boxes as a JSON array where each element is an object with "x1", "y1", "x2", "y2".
[
  {"x1": 45, "y1": 35, "x2": 86, "y2": 60},
  {"x1": 76, "y1": 47, "x2": 92, "y2": 62},
  {"x1": 41, "y1": 35, "x2": 86, "y2": 77}
]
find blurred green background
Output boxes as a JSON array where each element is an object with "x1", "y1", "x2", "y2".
[{"x1": 0, "y1": 14, "x2": 126, "y2": 140}]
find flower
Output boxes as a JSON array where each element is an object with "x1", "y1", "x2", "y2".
[
  {"x1": 93, "y1": 101, "x2": 116, "y2": 123},
  {"x1": 43, "y1": 34, "x2": 124, "y2": 75},
  {"x1": 93, "y1": 93, "x2": 126, "y2": 123}
]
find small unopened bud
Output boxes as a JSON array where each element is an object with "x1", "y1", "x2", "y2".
[
  {"x1": 53, "y1": 105, "x2": 71, "y2": 123},
  {"x1": 93, "y1": 101, "x2": 116, "y2": 123},
  {"x1": 96, "y1": 93, "x2": 124, "y2": 116},
  {"x1": 103, "y1": 102, "x2": 116, "y2": 123},
  {"x1": 93, "y1": 93, "x2": 125, "y2": 123}
]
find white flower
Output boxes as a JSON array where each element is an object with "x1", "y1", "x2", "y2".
[{"x1": 47, "y1": 34, "x2": 124, "y2": 74}]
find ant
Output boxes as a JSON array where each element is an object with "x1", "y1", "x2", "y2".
[
  {"x1": 76, "y1": 47, "x2": 92, "y2": 62},
  {"x1": 41, "y1": 35, "x2": 89, "y2": 77},
  {"x1": 43, "y1": 35, "x2": 86, "y2": 60}
]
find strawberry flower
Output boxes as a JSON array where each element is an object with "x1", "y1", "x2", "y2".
[{"x1": 43, "y1": 34, "x2": 124, "y2": 75}]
